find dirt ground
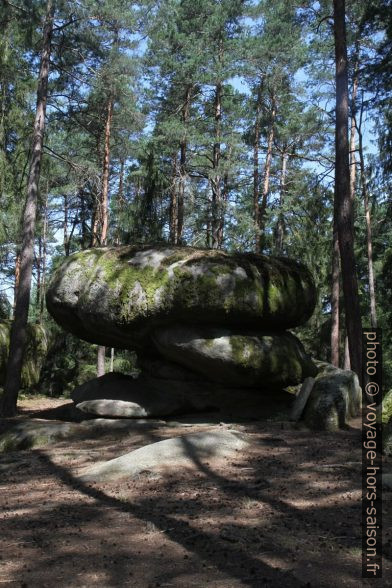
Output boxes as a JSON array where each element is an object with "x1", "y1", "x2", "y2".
[{"x1": 0, "y1": 397, "x2": 391, "y2": 588}]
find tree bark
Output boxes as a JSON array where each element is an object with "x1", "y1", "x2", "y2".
[
  {"x1": 100, "y1": 97, "x2": 113, "y2": 245},
  {"x1": 344, "y1": 334, "x2": 351, "y2": 370},
  {"x1": 177, "y1": 84, "x2": 192, "y2": 243},
  {"x1": 97, "y1": 345, "x2": 106, "y2": 378},
  {"x1": 258, "y1": 93, "x2": 276, "y2": 252},
  {"x1": 169, "y1": 153, "x2": 179, "y2": 244},
  {"x1": 64, "y1": 193, "x2": 69, "y2": 255},
  {"x1": 211, "y1": 81, "x2": 222, "y2": 249},
  {"x1": 275, "y1": 149, "x2": 288, "y2": 253},
  {"x1": 1, "y1": 0, "x2": 54, "y2": 417},
  {"x1": 96, "y1": 97, "x2": 113, "y2": 377},
  {"x1": 253, "y1": 84, "x2": 262, "y2": 253},
  {"x1": 349, "y1": 54, "x2": 359, "y2": 203},
  {"x1": 12, "y1": 251, "x2": 21, "y2": 319},
  {"x1": 331, "y1": 217, "x2": 340, "y2": 367},
  {"x1": 357, "y1": 110, "x2": 377, "y2": 328},
  {"x1": 333, "y1": 0, "x2": 363, "y2": 383},
  {"x1": 39, "y1": 190, "x2": 48, "y2": 321}
]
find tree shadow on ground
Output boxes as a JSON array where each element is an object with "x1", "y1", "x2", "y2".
[{"x1": 1, "y1": 419, "x2": 391, "y2": 587}]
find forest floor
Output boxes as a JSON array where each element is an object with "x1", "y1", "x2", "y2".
[{"x1": 0, "y1": 396, "x2": 391, "y2": 588}]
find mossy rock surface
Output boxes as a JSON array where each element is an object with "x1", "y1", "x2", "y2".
[
  {"x1": 0, "y1": 321, "x2": 47, "y2": 389},
  {"x1": 304, "y1": 368, "x2": 362, "y2": 431},
  {"x1": 152, "y1": 326, "x2": 317, "y2": 388},
  {"x1": 383, "y1": 421, "x2": 392, "y2": 456},
  {"x1": 46, "y1": 245, "x2": 316, "y2": 350},
  {"x1": 381, "y1": 389, "x2": 392, "y2": 425}
]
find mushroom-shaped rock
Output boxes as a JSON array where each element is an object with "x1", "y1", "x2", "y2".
[{"x1": 46, "y1": 245, "x2": 316, "y2": 350}]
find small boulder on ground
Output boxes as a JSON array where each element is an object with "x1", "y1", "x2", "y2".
[
  {"x1": 71, "y1": 372, "x2": 217, "y2": 418},
  {"x1": 304, "y1": 367, "x2": 361, "y2": 431},
  {"x1": 78, "y1": 429, "x2": 249, "y2": 482}
]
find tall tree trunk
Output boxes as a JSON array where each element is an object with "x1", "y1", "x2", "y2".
[
  {"x1": 177, "y1": 84, "x2": 192, "y2": 244},
  {"x1": 211, "y1": 81, "x2": 222, "y2": 249},
  {"x1": 12, "y1": 251, "x2": 21, "y2": 319},
  {"x1": 96, "y1": 97, "x2": 113, "y2": 377},
  {"x1": 116, "y1": 158, "x2": 125, "y2": 245},
  {"x1": 349, "y1": 54, "x2": 359, "y2": 203},
  {"x1": 275, "y1": 149, "x2": 288, "y2": 253},
  {"x1": 333, "y1": 0, "x2": 363, "y2": 383},
  {"x1": 97, "y1": 346, "x2": 106, "y2": 378},
  {"x1": 1, "y1": 0, "x2": 54, "y2": 417},
  {"x1": 253, "y1": 83, "x2": 262, "y2": 253},
  {"x1": 39, "y1": 190, "x2": 48, "y2": 321},
  {"x1": 36, "y1": 235, "x2": 42, "y2": 307},
  {"x1": 357, "y1": 111, "x2": 377, "y2": 328},
  {"x1": 259, "y1": 93, "x2": 276, "y2": 253},
  {"x1": 331, "y1": 217, "x2": 340, "y2": 367},
  {"x1": 100, "y1": 98, "x2": 113, "y2": 245},
  {"x1": 64, "y1": 193, "x2": 69, "y2": 255},
  {"x1": 217, "y1": 146, "x2": 231, "y2": 248},
  {"x1": 344, "y1": 334, "x2": 351, "y2": 370},
  {"x1": 169, "y1": 153, "x2": 179, "y2": 244}
]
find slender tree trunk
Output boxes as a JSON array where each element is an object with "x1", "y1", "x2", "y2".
[
  {"x1": 331, "y1": 217, "x2": 340, "y2": 367},
  {"x1": 349, "y1": 57, "x2": 359, "y2": 203},
  {"x1": 177, "y1": 84, "x2": 192, "y2": 244},
  {"x1": 259, "y1": 94, "x2": 276, "y2": 252},
  {"x1": 110, "y1": 348, "x2": 115, "y2": 372},
  {"x1": 333, "y1": 0, "x2": 363, "y2": 383},
  {"x1": 12, "y1": 251, "x2": 21, "y2": 319},
  {"x1": 100, "y1": 97, "x2": 113, "y2": 245},
  {"x1": 275, "y1": 149, "x2": 288, "y2": 253},
  {"x1": 211, "y1": 81, "x2": 222, "y2": 249},
  {"x1": 97, "y1": 346, "x2": 106, "y2": 378},
  {"x1": 217, "y1": 146, "x2": 231, "y2": 248},
  {"x1": 91, "y1": 196, "x2": 100, "y2": 247},
  {"x1": 39, "y1": 190, "x2": 48, "y2": 321},
  {"x1": 253, "y1": 83, "x2": 262, "y2": 253},
  {"x1": 64, "y1": 194, "x2": 69, "y2": 255},
  {"x1": 96, "y1": 97, "x2": 113, "y2": 377},
  {"x1": 36, "y1": 235, "x2": 42, "y2": 307},
  {"x1": 357, "y1": 114, "x2": 377, "y2": 328},
  {"x1": 169, "y1": 153, "x2": 179, "y2": 244},
  {"x1": 344, "y1": 334, "x2": 351, "y2": 370},
  {"x1": 116, "y1": 158, "x2": 125, "y2": 244},
  {"x1": 1, "y1": 0, "x2": 54, "y2": 417}
]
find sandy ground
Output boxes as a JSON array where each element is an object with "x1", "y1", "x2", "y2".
[{"x1": 0, "y1": 397, "x2": 391, "y2": 587}]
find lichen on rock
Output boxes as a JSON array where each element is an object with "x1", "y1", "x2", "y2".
[
  {"x1": 152, "y1": 325, "x2": 317, "y2": 388},
  {"x1": 46, "y1": 245, "x2": 317, "y2": 351}
]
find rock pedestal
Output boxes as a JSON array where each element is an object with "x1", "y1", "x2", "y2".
[{"x1": 46, "y1": 245, "x2": 319, "y2": 418}]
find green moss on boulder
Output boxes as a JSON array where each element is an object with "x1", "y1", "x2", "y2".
[
  {"x1": 152, "y1": 325, "x2": 317, "y2": 388},
  {"x1": 304, "y1": 368, "x2": 362, "y2": 431},
  {"x1": 46, "y1": 245, "x2": 317, "y2": 350}
]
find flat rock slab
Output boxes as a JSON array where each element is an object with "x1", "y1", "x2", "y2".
[
  {"x1": 153, "y1": 325, "x2": 317, "y2": 388},
  {"x1": 0, "y1": 418, "x2": 166, "y2": 453},
  {"x1": 78, "y1": 429, "x2": 249, "y2": 482},
  {"x1": 46, "y1": 245, "x2": 316, "y2": 350}
]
